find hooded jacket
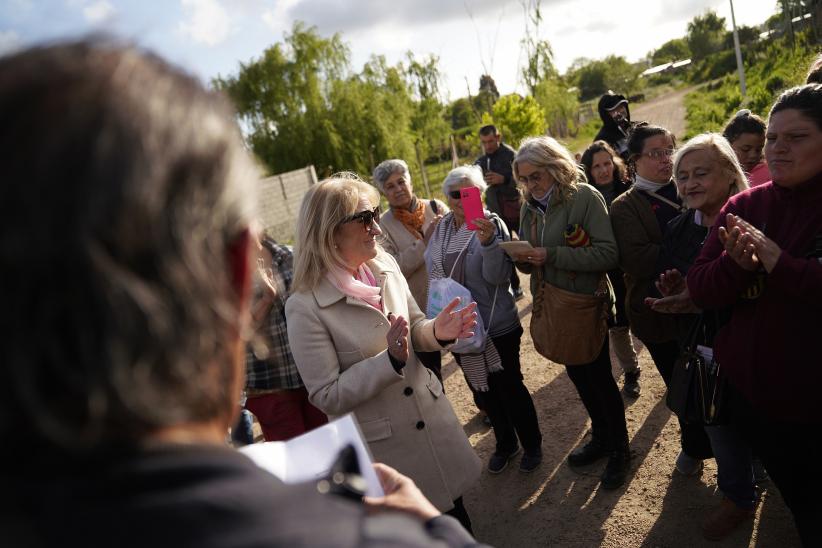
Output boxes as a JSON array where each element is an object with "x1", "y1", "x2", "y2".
[{"x1": 594, "y1": 92, "x2": 632, "y2": 159}]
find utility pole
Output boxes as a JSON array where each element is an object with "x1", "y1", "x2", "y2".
[{"x1": 729, "y1": 0, "x2": 747, "y2": 97}]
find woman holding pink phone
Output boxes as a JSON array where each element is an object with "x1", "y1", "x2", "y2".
[{"x1": 426, "y1": 165, "x2": 543, "y2": 475}]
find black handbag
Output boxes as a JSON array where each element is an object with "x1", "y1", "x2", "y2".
[{"x1": 666, "y1": 313, "x2": 728, "y2": 425}]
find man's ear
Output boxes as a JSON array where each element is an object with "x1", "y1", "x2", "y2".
[{"x1": 227, "y1": 227, "x2": 255, "y2": 312}]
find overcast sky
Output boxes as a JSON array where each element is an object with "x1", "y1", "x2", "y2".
[{"x1": 1, "y1": 0, "x2": 776, "y2": 100}]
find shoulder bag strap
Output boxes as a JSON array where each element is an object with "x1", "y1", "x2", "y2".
[{"x1": 640, "y1": 189, "x2": 686, "y2": 213}]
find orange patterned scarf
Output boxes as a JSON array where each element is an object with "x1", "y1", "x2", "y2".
[{"x1": 392, "y1": 198, "x2": 426, "y2": 240}]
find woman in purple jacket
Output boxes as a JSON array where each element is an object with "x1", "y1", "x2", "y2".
[{"x1": 687, "y1": 84, "x2": 822, "y2": 547}]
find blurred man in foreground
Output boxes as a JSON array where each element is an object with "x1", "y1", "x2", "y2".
[{"x1": 0, "y1": 39, "x2": 485, "y2": 548}]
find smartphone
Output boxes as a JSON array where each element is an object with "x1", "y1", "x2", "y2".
[{"x1": 460, "y1": 186, "x2": 484, "y2": 230}]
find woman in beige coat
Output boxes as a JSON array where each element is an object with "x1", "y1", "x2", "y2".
[
  {"x1": 372, "y1": 159, "x2": 448, "y2": 380},
  {"x1": 285, "y1": 174, "x2": 482, "y2": 532}
]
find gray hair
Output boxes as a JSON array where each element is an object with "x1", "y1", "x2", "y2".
[
  {"x1": 513, "y1": 136, "x2": 583, "y2": 204},
  {"x1": 0, "y1": 40, "x2": 257, "y2": 452},
  {"x1": 442, "y1": 165, "x2": 487, "y2": 196},
  {"x1": 373, "y1": 158, "x2": 411, "y2": 193},
  {"x1": 673, "y1": 133, "x2": 749, "y2": 199}
]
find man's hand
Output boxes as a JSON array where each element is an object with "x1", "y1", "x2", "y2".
[
  {"x1": 363, "y1": 463, "x2": 441, "y2": 521},
  {"x1": 484, "y1": 171, "x2": 504, "y2": 186}
]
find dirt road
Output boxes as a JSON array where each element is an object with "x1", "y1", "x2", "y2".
[
  {"x1": 444, "y1": 274, "x2": 799, "y2": 548},
  {"x1": 630, "y1": 87, "x2": 694, "y2": 140}
]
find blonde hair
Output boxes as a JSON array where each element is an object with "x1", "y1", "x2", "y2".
[
  {"x1": 513, "y1": 136, "x2": 585, "y2": 203},
  {"x1": 672, "y1": 133, "x2": 749, "y2": 200},
  {"x1": 292, "y1": 173, "x2": 381, "y2": 292}
]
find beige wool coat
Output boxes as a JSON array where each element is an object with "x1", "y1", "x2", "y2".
[
  {"x1": 378, "y1": 199, "x2": 448, "y2": 312},
  {"x1": 284, "y1": 252, "x2": 481, "y2": 511}
]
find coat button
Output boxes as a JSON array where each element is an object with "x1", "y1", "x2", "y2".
[
  {"x1": 416, "y1": 421, "x2": 425, "y2": 430},
  {"x1": 404, "y1": 387, "x2": 413, "y2": 396}
]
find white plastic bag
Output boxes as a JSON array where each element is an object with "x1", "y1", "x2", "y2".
[{"x1": 426, "y1": 277, "x2": 487, "y2": 354}]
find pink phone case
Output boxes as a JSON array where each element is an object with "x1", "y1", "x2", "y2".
[{"x1": 460, "y1": 187, "x2": 484, "y2": 230}]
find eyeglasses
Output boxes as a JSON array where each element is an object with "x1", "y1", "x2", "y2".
[
  {"x1": 342, "y1": 206, "x2": 380, "y2": 230},
  {"x1": 448, "y1": 190, "x2": 462, "y2": 199},
  {"x1": 517, "y1": 170, "x2": 546, "y2": 186},
  {"x1": 642, "y1": 148, "x2": 675, "y2": 160}
]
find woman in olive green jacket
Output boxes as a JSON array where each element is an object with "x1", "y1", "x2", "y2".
[{"x1": 510, "y1": 136, "x2": 630, "y2": 490}]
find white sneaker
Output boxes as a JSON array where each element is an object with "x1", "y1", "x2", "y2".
[{"x1": 675, "y1": 451, "x2": 703, "y2": 476}]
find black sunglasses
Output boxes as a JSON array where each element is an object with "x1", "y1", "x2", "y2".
[
  {"x1": 448, "y1": 190, "x2": 462, "y2": 200},
  {"x1": 342, "y1": 206, "x2": 380, "y2": 229}
]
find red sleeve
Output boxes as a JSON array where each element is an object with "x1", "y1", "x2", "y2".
[
  {"x1": 768, "y1": 252, "x2": 822, "y2": 303},
  {"x1": 687, "y1": 202, "x2": 757, "y2": 308}
]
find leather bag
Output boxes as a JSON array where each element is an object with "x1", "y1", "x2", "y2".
[
  {"x1": 666, "y1": 315, "x2": 728, "y2": 425},
  {"x1": 528, "y1": 214, "x2": 609, "y2": 366},
  {"x1": 530, "y1": 271, "x2": 609, "y2": 366}
]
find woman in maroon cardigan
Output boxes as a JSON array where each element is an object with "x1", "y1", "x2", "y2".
[{"x1": 687, "y1": 84, "x2": 822, "y2": 547}]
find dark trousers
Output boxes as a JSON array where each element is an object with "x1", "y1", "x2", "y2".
[
  {"x1": 416, "y1": 350, "x2": 443, "y2": 384},
  {"x1": 727, "y1": 384, "x2": 822, "y2": 546},
  {"x1": 643, "y1": 339, "x2": 714, "y2": 459},
  {"x1": 510, "y1": 268, "x2": 521, "y2": 292},
  {"x1": 444, "y1": 496, "x2": 473, "y2": 535},
  {"x1": 565, "y1": 335, "x2": 629, "y2": 451},
  {"x1": 459, "y1": 327, "x2": 542, "y2": 454}
]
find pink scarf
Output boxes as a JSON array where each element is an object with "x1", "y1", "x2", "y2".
[{"x1": 326, "y1": 263, "x2": 383, "y2": 311}]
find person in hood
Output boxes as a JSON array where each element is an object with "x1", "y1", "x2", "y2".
[{"x1": 595, "y1": 92, "x2": 633, "y2": 160}]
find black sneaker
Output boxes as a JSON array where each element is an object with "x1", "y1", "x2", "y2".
[
  {"x1": 519, "y1": 450, "x2": 542, "y2": 473},
  {"x1": 623, "y1": 371, "x2": 641, "y2": 398},
  {"x1": 568, "y1": 438, "x2": 609, "y2": 467},
  {"x1": 488, "y1": 446, "x2": 521, "y2": 474},
  {"x1": 600, "y1": 449, "x2": 631, "y2": 490}
]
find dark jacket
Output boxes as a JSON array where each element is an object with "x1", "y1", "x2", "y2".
[
  {"x1": 3, "y1": 444, "x2": 486, "y2": 548},
  {"x1": 610, "y1": 185, "x2": 681, "y2": 343},
  {"x1": 688, "y1": 179, "x2": 822, "y2": 423},
  {"x1": 474, "y1": 143, "x2": 521, "y2": 231},
  {"x1": 594, "y1": 92, "x2": 633, "y2": 159}
]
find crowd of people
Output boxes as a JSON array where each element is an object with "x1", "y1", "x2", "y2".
[{"x1": 3, "y1": 38, "x2": 821, "y2": 548}]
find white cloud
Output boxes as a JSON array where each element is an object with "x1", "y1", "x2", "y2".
[
  {"x1": 0, "y1": 30, "x2": 21, "y2": 56},
  {"x1": 179, "y1": 0, "x2": 231, "y2": 46},
  {"x1": 83, "y1": 0, "x2": 115, "y2": 24}
]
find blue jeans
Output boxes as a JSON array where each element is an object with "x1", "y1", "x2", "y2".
[
  {"x1": 231, "y1": 408, "x2": 255, "y2": 446},
  {"x1": 705, "y1": 423, "x2": 756, "y2": 510}
]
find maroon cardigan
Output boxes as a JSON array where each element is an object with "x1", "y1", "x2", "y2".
[{"x1": 687, "y1": 178, "x2": 822, "y2": 423}]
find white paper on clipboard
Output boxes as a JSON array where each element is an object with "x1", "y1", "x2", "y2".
[
  {"x1": 240, "y1": 413, "x2": 384, "y2": 497},
  {"x1": 499, "y1": 241, "x2": 534, "y2": 257}
]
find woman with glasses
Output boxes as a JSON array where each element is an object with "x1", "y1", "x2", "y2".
[
  {"x1": 285, "y1": 174, "x2": 482, "y2": 532},
  {"x1": 425, "y1": 165, "x2": 543, "y2": 475},
  {"x1": 580, "y1": 141, "x2": 642, "y2": 398},
  {"x1": 511, "y1": 136, "x2": 630, "y2": 489},
  {"x1": 610, "y1": 123, "x2": 714, "y2": 476},
  {"x1": 372, "y1": 159, "x2": 448, "y2": 381}
]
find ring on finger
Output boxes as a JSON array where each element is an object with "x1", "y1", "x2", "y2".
[{"x1": 395, "y1": 338, "x2": 402, "y2": 347}]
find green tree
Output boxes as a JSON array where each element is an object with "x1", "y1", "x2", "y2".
[
  {"x1": 533, "y1": 78, "x2": 578, "y2": 138},
  {"x1": 571, "y1": 56, "x2": 640, "y2": 101},
  {"x1": 214, "y1": 22, "x2": 427, "y2": 178},
  {"x1": 651, "y1": 38, "x2": 690, "y2": 64},
  {"x1": 687, "y1": 10, "x2": 727, "y2": 61},
  {"x1": 404, "y1": 53, "x2": 450, "y2": 161},
  {"x1": 489, "y1": 94, "x2": 545, "y2": 147}
]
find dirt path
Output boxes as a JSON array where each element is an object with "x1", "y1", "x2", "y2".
[
  {"x1": 443, "y1": 274, "x2": 799, "y2": 548},
  {"x1": 630, "y1": 87, "x2": 695, "y2": 140}
]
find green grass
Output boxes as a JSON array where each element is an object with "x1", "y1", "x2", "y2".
[{"x1": 685, "y1": 32, "x2": 818, "y2": 138}]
